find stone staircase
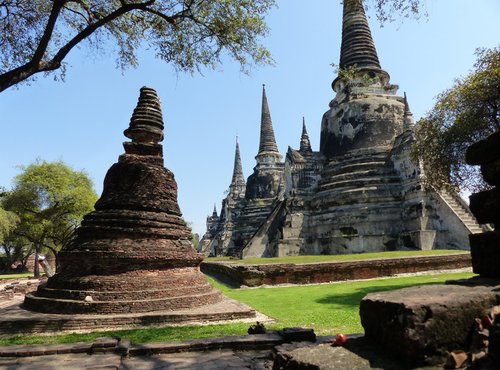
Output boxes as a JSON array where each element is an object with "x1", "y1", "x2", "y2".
[
  {"x1": 233, "y1": 200, "x2": 277, "y2": 248},
  {"x1": 242, "y1": 201, "x2": 287, "y2": 257},
  {"x1": 437, "y1": 190, "x2": 485, "y2": 234}
]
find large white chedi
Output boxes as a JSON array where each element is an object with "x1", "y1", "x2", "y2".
[{"x1": 200, "y1": 0, "x2": 485, "y2": 258}]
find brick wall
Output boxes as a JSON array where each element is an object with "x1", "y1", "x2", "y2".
[{"x1": 201, "y1": 254, "x2": 471, "y2": 287}]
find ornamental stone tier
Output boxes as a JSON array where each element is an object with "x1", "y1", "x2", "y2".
[
  {"x1": 24, "y1": 87, "x2": 223, "y2": 314},
  {"x1": 201, "y1": 0, "x2": 486, "y2": 258}
]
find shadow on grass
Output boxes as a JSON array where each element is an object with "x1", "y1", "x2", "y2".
[{"x1": 315, "y1": 281, "x2": 441, "y2": 309}]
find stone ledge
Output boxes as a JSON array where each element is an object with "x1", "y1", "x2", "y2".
[
  {"x1": 0, "y1": 342, "x2": 93, "y2": 357},
  {"x1": 0, "y1": 332, "x2": 294, "y2": 358},
  {"x1": 0, "y1": 297, "x2": 257, "y2": 336},
  {"x1": 360, "y1": 281, "x2": 500, "y2": 363},
  {"x1": 128, "y1": 333, "x2": 284, "y2": 356},
  {"x1": 202, "y1": 253, "x2": 471, "y2": 287}
]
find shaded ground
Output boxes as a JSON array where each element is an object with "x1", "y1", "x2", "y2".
[
  {"x1": 0, "y1": 335, "x2": 449, "y2": 370},
  {"x1": 0, "y1": 350, "x2": 272, "y2": 370}
]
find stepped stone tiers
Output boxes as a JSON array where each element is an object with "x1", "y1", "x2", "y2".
[
  {"x1": 201, "y1": 0, "x2": 484, "y2": 258},
  {"x1": 25, "y1": 87, "x2": 224, "y2": 314}
]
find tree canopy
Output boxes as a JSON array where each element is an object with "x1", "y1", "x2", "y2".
[
  {"x1": 365, "y1": 0, "x2": 425, "y2": 24},
  {"x1": 2, "y1": 160, "x2": 98, "y2": 275},
  {"x1": 413, "y1": 47, "x2": 500, "y2": 192},
  {"x1": 0, "y1": 0, "x2": 426, "y2": 92},
  {"x1": 0, "y1": 0, "x2": 275, "y2": 92},
  {"x1": 0, "y1": 207, "x2": 18, "y2": 245}
]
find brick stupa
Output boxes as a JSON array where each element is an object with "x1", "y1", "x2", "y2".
[{"x1": 24, "y1": 87, "x2": 225, "y2": 314}]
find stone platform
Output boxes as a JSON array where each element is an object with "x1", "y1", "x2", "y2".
[
  {"x1": 0, "y1": 295, "x2": 260, "y2": 336},
  {"x1": 202, "y1": 253, "x2": 471, "y2": 287},
  {"x1": 273, "y1": 335, "x2": 446, "y2": 370}
]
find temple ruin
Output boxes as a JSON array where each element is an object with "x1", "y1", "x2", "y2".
[
  {"x1": 23, "y1": 87, "x2": 249, "y2": 318},
  {"x1": 200, "y1": 0, "x2": 485, "y2": 257}
]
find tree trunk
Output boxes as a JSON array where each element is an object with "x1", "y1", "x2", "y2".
[
  {"x1": 33, "y1": 245, "x2": 40, "y2": 278},
  {"x1": 45, "y1": 245, "x2": 59, "y2": 273}
]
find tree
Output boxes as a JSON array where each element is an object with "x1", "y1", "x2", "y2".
[
  {"x1": 3, "y1": 160, "x2": 98, "y2": 276},
  {"x1": 0, "y1": 0, "x2": 275, "y2": 92},
  {"x1": 365, "y1": 0, "x2": 425, "y2": 24},
  {"x1": 413, "y1": 47, "x2": 500, "y2": 192},
  {"x1": 0, "y1": 0, "x2": 426, "y2": 92},
  {"x1": 0, "y1": 189, "x2": 21, "y2": 271},
  {"x1": 192, "y1": 232, "x2": 200, "y2": 250},
  {"x1": 0, "y1": 206, "x2": 18, "y2": 245},
  {"x1": 0, "y1": 204, "x2": 21, "y2": 272}
]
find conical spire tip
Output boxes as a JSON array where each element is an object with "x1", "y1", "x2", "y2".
[
  {"x1": 300, "y1": 117, "x2": 312, "y2": 153},
  {"x1": 258, "y1": 84, "x2": 279, "y2": 154},
  {"x1": 332, "y1": 0, "x2": 390, "y2": 91},
  {"x1": 123, "y1": 86, "x2": 165, "y2": 159}
]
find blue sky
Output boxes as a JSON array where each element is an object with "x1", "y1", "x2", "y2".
[{"x1": 1, "y1": 0, "x2": 499, "y2": 236}]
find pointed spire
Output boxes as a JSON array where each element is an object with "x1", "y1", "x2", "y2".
[
  {"x1": 403, "y1": 92, "x2": 416, "y2": 130},
  {"x1": 333, "y1": 0, "x2": 389, "y2": 90},
  {"x1": 340, "y1": 0, "x2": 381, "y2": 70},
  {"x1": 124, "y1": 86, "x2": 164, "y2": 145},
  {"x1": 212, "y1": 203, "x2": 218, "y2": 217},
  {"x1": 300, "y1": 117, "x2": 312, "y2": 153},
  {"x1": 231, "y1": 136, "x2": 245, "y2": 187},
  {"x1": 123, "y1": 86, "x2": 164, "y2": 158},
  {"x1": 404, "y1": 92, "x2": 411, "y2": 113},
  {"x1": 258, "y1": 84, "x2": 279, "y2": 154}
]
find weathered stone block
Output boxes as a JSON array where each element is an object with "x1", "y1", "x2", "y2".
[
  {"x1": 490, "y1": 317, "x2": 500, "y2": 366},
  {"x1": 271, "y1": 336, "x2": 420, "y2": 370},
  {"x1": 465, "y1": 131, "x2": 500, "y2": 165},
  {"x1": 278, "y1": 328, "x2": 316, "y2": 343},
  {"x1": 273, "y1": 343, "x2": 363, "y2": 370},
  {"x1": 481, "y1": 158, "x2": 500, "y2": 186},
  {"x1": 469, "y1": 188, "x2": 500, "y2": 225},
  {"x1": 470, "y1": 231, "x2": 500, "y2": 278},
  {"x1": 360, "y1": 284, "x2": 500, "y2": 363}
]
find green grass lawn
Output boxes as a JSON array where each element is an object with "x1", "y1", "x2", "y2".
[
  {"x1": 0, "y1": 273, "x2": 32, "y2": 280},
  {"x1": 206, "y1": 249, "x2": 469, "y2": 265},
  {"x1": 213, "y1": 272, "x2": 475, "y2": 335},
  {"x1": 0, "y1": 270, "x2": 474, "y2": 346}
]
